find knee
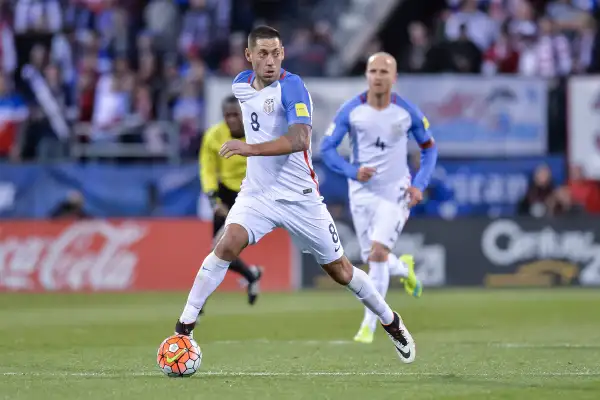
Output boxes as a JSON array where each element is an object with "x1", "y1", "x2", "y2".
[
  {"x1": 214, "y1": 224, "x2": 248, "y2": 261},
  {"x1": 369, "y1": 242, "x2": 390, "y2": 263},
  {"x1": 322, "y1": 256, "x2": 354, "y2": 285}
]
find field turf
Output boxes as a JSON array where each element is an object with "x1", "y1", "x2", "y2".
[{"x1": 1, "y1": 289, "x2": 599, "y2": 399}]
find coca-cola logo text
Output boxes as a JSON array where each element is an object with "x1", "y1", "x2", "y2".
[{"x1": 0, "y1": 221, "x2": 146, "y2": 291}]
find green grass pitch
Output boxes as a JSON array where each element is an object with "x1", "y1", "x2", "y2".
[{"x1": 1, "y1": 289, "x2": 600, "y2": 399}]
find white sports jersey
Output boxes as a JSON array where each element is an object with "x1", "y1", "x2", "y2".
[
  {"x1": 231, "y1": 69, "x2": 319, "y2": 202},
  {"x1": 321, "y1": 92, "x2": 433, "y2": 203}
]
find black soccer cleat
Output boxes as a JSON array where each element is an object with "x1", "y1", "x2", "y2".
[
  {"x1": 381, "y1": 311, "x2": 416, "y2": 363},
  {"x1": 175, "y1": 320, "x2": 196, "y2": 337},
  {"x1": 247, "y1": 266, "x2": 263, "y2": 306}
]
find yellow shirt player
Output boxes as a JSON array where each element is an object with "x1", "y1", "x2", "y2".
[{"x1": 198, "y1": 95, "x2": 262, "y2": 315}]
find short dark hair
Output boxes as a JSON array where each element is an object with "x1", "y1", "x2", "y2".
[
  {"x1": 248, "y1": 25, "x2": 281, "y2": 48},
  {"x1": 222, "y1": 95, "x2": 238, "y2": 107}
]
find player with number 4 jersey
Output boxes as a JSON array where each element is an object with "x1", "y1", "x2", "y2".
[
  {"x1": 174, "y1": 27, "x2": 418, "y2": 365},
  {"x1": 320, "y1": 52, "x2": 439, "y2": 344}
]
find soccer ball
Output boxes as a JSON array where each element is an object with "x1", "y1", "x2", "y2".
[{"x1": 157, "y1": 334, "x2": 202, "y2": 377}]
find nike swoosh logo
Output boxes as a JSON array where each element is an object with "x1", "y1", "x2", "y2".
[
  {"x1": 334, "y1": 246, "x2": 341, "y2": 252},
  {"x1": 166, "y1": 349, "x2": 186, "y2": 364},
  {"x1": 395, "y1": 344, "x2": 411, "y2": 359}
]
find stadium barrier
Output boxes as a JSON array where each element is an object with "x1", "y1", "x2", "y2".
[
  {"x1": 3, "y1": 216, "x2": 599, "y2": 292},
  {"x1": 0, "y1": 219, "x2": 294, "y2": 292},
  {"x1": 0, "y1": 157, "x2": 565, "y2": 219},
  {"x1": 0, "y1": 163, "x2": 202, "y2": 219},
  {"x1": 301, "y1": 216, "x2": 600, "y2": 288}
]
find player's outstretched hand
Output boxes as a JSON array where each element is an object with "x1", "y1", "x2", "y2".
[
  {"x1": 220, "y1": 140, "x2": 255, "y2": 158},
  {"x1": 357, "y1": 166, "x2": 376, "y2": 182},
  {"x1": 406, "y1": 186, "x2": 423, "y2": 208}
]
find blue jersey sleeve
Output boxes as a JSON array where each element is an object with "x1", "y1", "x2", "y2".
[
  {"x1": 401, "y1": 98, "x2": 432, "y2": 145},
  {"x1": 320, "y1": 98, "x2": 361, "y2": 180},
  {"x1": 232, "y1": 70, "x2": 253, "y2": 84},
  {"x1": 396, "y1": 96, "x2": 438, "y2": 192},
  {"x1": 280, "y1": 74, "x2": 312, "y2": 126}
]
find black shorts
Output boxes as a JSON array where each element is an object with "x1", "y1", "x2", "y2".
[{"x1": 213, "y1": 183, "x2": 239, "y2": 237}]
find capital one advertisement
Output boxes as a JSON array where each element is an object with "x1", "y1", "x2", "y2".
[{"x1": 0, "y1": 219, "x2": 294, "y2": 292}]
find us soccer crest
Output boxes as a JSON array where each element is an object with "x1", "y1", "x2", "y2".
[
  {"x1": 263, "y1": 98, "x2": 275, "y2": 115},
  {"x1": 393, "y1": 122, "x2": 405, "y2": 135}
]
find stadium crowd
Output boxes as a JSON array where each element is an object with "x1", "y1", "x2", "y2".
[
  {"x1": 0, "y1": 0, "x2": 597, "y2": 163},
  {"x1": 0, "y1": 0, "x2": 328, "y2": 161},
  {"x1": 390, "y1": 0, "x2": 600, "y2": 75},
  {"x1": 519, "y1": 164, "x2": 600, "y2": 217}
]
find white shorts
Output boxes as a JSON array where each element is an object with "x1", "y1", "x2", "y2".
[
  {"x1": 225, "y1": 193, "x2": 344, "y2": 265},
  {"x1": 350, "y1": 193, "x2": 410, "y2": 264}
]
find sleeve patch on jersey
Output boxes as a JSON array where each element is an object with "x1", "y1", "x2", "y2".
[
  {"x1": 422, "y1": 116, "x2": 430, "y2": 130},
  {"x1": 324, "y1": 123, "x2": 335, "y2": 136},
  {"x1": 295, "y1": 103, "x2": 310, "y2": 117}
]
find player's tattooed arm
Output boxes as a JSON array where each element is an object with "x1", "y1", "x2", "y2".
[
  {"x1": 249, "y1": 124, "x2": 311, "y2": 156},
  {"x1": 283, "y1": 124, "x2": 311, "y2": 152},
  {"x1": 220, "y1": 125, "x2": 311, "y2": 158}
]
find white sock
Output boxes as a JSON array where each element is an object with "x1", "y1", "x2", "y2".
[
  {"x1": 360, "y1": 261, "x2": 390, "y2": 332},
  {"x1": 180, "y1": 252, "x2": 231, "y2": 324},
  {"x1": 347, "y1": 266, "x2": 394, "y2": 325},
  {"x1": 388, "y1": 254, "x2": 409, "y2": 278}
]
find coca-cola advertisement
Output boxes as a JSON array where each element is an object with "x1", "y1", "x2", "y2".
[{"x1": 0, "y1": 220, "x2": 294, "y2": 292}]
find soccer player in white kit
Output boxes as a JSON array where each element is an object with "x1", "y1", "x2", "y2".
[
  {"x1": 174, "y1": 27, "x2": 416, "y2": 364},
  {"x1": 321, "y1": 53, "x2": 438, "y2": 344}
]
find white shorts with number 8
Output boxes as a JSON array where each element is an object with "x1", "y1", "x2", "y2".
[{"x1": 225, "y1": 192, "x2": 344, "y2": 265}]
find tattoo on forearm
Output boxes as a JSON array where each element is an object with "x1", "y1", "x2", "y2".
[{"x1": 284, "y1": 125, "x2": 311, "y2": 152}]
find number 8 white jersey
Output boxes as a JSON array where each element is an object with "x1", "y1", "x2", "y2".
[{"x1": 232, "y1": 69, "x2": 319, "y2": 202}]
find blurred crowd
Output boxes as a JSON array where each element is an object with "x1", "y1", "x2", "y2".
[
  {"x1": 394, "y1": 0, "x2": 599, "y2": 75},
  {"x1": 519, "y1": 163, "x2": 600, "y2": 217},
  {"x1": 0, "y1": 0, "x2": 331, "y2": 162},
  {"x1": 1, "y1": 0, "x2": 598, "y2": 164}
]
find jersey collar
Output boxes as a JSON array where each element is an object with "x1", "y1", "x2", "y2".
[{"x1": 248, "y1": 69, "x2": 287, "y2": 89}]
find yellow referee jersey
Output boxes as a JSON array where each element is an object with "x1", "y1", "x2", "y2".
[{"x1": 200, "y1": 121, "x2": 247, "y2": 193}]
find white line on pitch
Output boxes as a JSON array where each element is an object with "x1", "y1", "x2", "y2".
[
  {"x1": 209, "y1": 339, "x2": 352, "y2": 345},
  {"x1": 197, "y1": 371, "x2": 600, "y2": 377},
  {"x1": 207, "y1": 340, "x2": 600, "y2": 349},
  {"x1": 2, "y1": 371, "x2": 599, "y2": 378},
  {"x1": 491, "y1": 343, "x2": 600, "y2": 349}
]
